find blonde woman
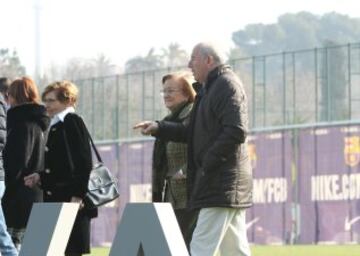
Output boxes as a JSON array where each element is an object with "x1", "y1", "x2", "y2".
[{"x1": 25, "y1": 81, "x2": 97, "y2": 256}]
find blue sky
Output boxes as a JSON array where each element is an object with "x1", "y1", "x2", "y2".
[{"x1": 0, "y1": 0, "x2": 359, "y2": 75}]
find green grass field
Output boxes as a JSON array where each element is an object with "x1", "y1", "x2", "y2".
[{"x1": 89, "y1": 245, "x2": 360, "y2": 256}]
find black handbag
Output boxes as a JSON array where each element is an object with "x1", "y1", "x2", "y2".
[{"x1": 63, "y1": 125, "x2": 120, "y2": 209}]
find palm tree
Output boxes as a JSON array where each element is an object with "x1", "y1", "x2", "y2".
[
  {"x1": 125, "y1": 48, "x2": 164, "y2": 73},
  {"x1": 161, "y1": 43, "x2": 188, "y2": 68}
]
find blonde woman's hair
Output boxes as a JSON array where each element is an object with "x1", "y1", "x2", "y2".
[{"x1": 42, "y1": 80, "x2": 79, "y2": 106}]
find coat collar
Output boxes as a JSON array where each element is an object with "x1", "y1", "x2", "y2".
[
  {"x1": 204, "y1": 64, "x2": 231, "y2": 91},
  {"x1": 50, "y1": 107, "x2": 75, "y2": 127},
  {"x1": 164, "y1": 101, "x2": 192, "y2": 122}
]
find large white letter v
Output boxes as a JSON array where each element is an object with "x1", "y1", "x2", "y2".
[{"x1": 19, "y1": 203, "x2": 79, "y2": 256}]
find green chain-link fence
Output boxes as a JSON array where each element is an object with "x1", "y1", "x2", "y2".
[{"x1": 73, "y1": 42, "x2": 360, "y2": 140}]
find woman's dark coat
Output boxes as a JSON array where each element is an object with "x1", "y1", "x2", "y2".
[
  {"x1": 152, "y1": 102, "x2": 192, "y2": 208},
  {"x1": 2, "y1": 104, "x2": 50, "y2": 229},
  {"x1": 152, "y1": 102, "x2": 199, "y2": 248},
  {"x1": 40, "y1": 112, "x2": 97, "y2": 254}
]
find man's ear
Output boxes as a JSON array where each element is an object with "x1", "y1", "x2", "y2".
[{"x1": 206, "y1": 55, "x2": 214, "y2": 66}]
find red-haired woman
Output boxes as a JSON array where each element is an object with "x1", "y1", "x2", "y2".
[{"x1": 2, "y1": 77, "x2": 50, "y2": 249}]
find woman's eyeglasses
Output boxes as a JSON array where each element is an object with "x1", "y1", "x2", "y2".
[{"x1": 160, "y1": 89, "x2": 181, "y2": 96}]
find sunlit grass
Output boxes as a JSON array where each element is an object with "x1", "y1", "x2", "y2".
[{"x1": 90, "y1": 245, "x2": 360, "y2": 256}]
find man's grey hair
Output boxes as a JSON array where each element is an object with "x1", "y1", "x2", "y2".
[{"x1": 196, "y1": 42, "x2": 226, "y2": 65}]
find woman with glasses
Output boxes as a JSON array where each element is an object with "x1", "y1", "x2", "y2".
[
  {"x1": 24, "y1": 80, "x2": 97, "y2": 256},
  {"x1": 2, "y1": 77, "x2": 50, "y2": 250},
  {"x1": 152, "y1": 71, "x2": 198, "y2": 249}
]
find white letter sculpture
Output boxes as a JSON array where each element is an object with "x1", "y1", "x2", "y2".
[{"x1": 18, "y1": 202, "x2": 189, "y2": 256}]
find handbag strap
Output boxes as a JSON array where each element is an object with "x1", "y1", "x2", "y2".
[
  {"x1": 83, "y1": 127, "x2": 103, "y2": 163},
  {"x1": 61, "y1": 117, "x2": 102, "y2": 169},
  {"x1": 62, "y1": 128, "x2": 75, "y2": 171}
]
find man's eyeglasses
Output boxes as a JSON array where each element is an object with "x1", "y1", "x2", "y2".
[{"x1": 160, "y1": 89, "x2": 181, "y2": 96}]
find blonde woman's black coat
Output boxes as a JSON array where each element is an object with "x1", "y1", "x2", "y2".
[{"x1": 39, "y1": 112, "x2": 97, "y2": 254}]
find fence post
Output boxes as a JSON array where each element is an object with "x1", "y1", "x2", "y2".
[
  {"x1": 347, "y1": 43, "x2": 352, "y2": 120},
  {"x1": 262, "y1": 56, "x2": 267, "y2": 127},
  {"x1": 252, "y1": 56, "x2": 256, "y2": 128},
  {"x1": 282, "y1": 52, "x2": 287, "y2": 125},
  {"x1": 126, "y1": 74, "x2": 130, "y2": 138},
  {"x1": 292, "y1": 52, "x2": 296, "y2": 124},
  {"x1": 115, "y1": 75, "x2": 120, "y2": 139},
  {"x1": 314, "y1": 48, "x2": 318, "y2": 122},
  {"x1": 91, "y1": 78, "x2": 95, "y2": 137}
]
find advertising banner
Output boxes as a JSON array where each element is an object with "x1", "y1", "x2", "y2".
[
  {"x1": 247, "y1": 132, "x2": 293, "y2": 244},
  {"x1": 298, "y1": 125, "x2": 360, "y2": 244}
]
